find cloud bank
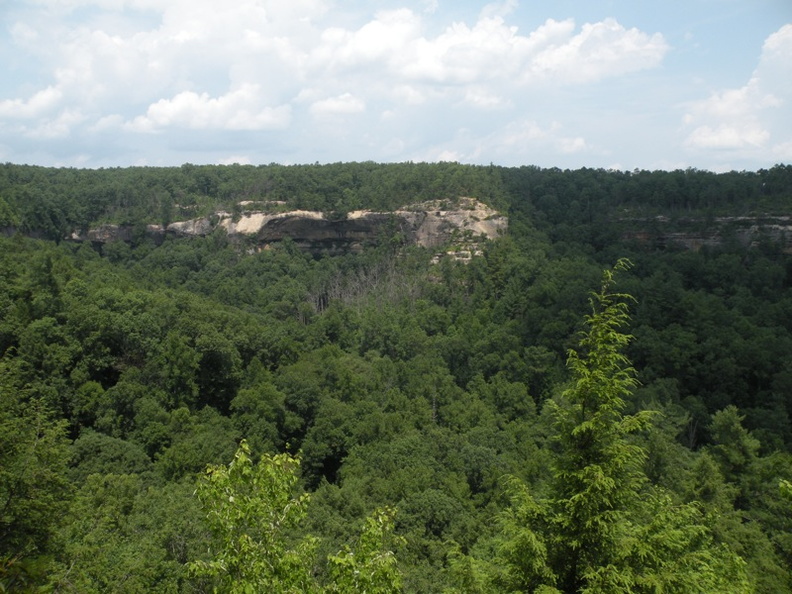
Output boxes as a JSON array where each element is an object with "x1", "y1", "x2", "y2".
[
  {"x1": 683, "y1": 24, "x2": 792, "y2": 162},
  {"x1": 0, "y1": 0, "x2": 788, "y2": 169}
]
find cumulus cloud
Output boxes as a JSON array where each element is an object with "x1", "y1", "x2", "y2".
[
  {"x1": 0, "y1": 86, "x2": 63, "y2": 118},
  {"x1": 0, "y1": 0, "x2": 674, "y2": 166},
  {"x1": 416, "y1": 118, "x2": 589, "y2": 164},
  {"x1": 480, "y1": 0, "x2": 519, "y2": 20},
  {"x1": 0, "y1": 109, "x2": 87, "y2": 141},
  {"x1": 309, "y1": 93, "x2": 366, "y2": 117},
  {"x1": 524, "y1": 18, "x2": 668, "y2": 83},
  {"x1": 314, "y1": 12, "x2": 667, "y2": 88},
  {"x1": 683, "y1": 80, "x2": 777, "y2": 149},
  {"x1": 684, "y1": 24, "x2": 792, "y2": 152},
  {"x1": 217, "y1": 155, "x2": 252, "y2": 165},
  {"x1": 314, "y1": 9, "x2": 421, "y2": 71},
  {"x1": 0, "y1": 82, "x2": 85, "y2": 140},
  {"x1": 128, "y1": 85, "x2": 292, "y2": 131},
  {"x1": 684, "y1": 122, "x2": 770, "y2": 150},
  {"x1": 420, "y1": 0, "x2": 438, "y2": 14},
  {"x1": 463, "y1": 87, "x2": 510, "y2": 109},
  {"x1": 5, "y1": 2, "x2": 667, "y2": 123},
  {"x1": 773, "y1": 140, "x2": 792, "y2": 162},
  {"x1": 28, "y1": 109, "x2": 87, "y2": 139}
]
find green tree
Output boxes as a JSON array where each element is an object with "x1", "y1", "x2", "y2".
[
  {"x1": 189, "y1": 440, "x2": 318, "y2": 594},
  {"x1": 0, "y1": 368, "x2": 71, "y2": 591},
  {"x1": 326, "y1": 507, "x2": 403, "y2": 594},
  {"x1": 487, "y1": 260, "x2": 752, "y2": 593},
  {"x1": 190, "y1": 440, "x2": 407, "y2": 593},
  {"x1": 48, "y1": 473, "x2": 187, "y2": 593},
  {"x1": 780, "y1": 478, "x2": 792, "y2": 500},
  {"x1": 0, "y1": 196, "x2": 19, "y2": 228},
  {"x1": 708, "y1": 405, "x2": 760, "y2": 505}
]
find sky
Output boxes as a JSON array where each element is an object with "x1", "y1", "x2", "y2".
[{"x1": 1, "y1": 0, "x2": 790, "y2": 171}]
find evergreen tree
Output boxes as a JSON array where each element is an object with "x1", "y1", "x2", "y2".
[
  {"x1": 487, "y1": 260, "x2": 752, "y2": 593},
  {"x1": 0, "y1": 365, "x2": 71, "y2": 592}
]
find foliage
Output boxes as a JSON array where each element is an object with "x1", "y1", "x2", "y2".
[
  {"x1": 0, "y1": 367, "x2": 71, "y2": 591},
  {"x1": 489, "y1": 261, "x2": 752, "y2": 593},
  {"x1": 0, "y1": 162, "x2": 791, "y2": 591},
  {"x1": 48, "y1": 473, "x2": 189, "y2": 593},
  {"x1": 189, "y1": 440, "x2": 318, "y2": 594},
  {"x1": 326, "y1": 507, "x2": 403, "y2": 594}
]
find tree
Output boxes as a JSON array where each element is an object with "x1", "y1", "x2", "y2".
[
  {"x1": 0, "y1": 367, "x2": 71, "y2": 591},
  {"x1": 326, "y1": 507, "x2": 403, "y2": 594},
  {"x1": 486, "y1": 260, "x2": 752, "y2": 593},
  {"x1": 47, "y1": 474, "x2": 188, "y2": 593},
  {"x1": 190, "y1": 440, "x2": 405, "y2": 593},
  {"x1": 0, "y1": 196, "x2": 19, "y2": 228},
  {"x1": 188, "y1": 440, "x2": 318, "y2": 594}
]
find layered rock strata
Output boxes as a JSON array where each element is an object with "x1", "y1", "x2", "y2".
[{"x1": 73, "y1": 198, "x2": 508, "y2": 255}]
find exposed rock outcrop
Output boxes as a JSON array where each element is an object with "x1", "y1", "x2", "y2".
[
  {"x1": 620, "y1": 215, "x2": 792, "y2": 253},
  {"x1": 71, "y1": 197, "x2": 508, "y2": 256}
]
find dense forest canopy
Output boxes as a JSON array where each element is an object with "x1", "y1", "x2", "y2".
[
  {"x1": 1, "y1": 161, "x2": 792, "y2": 592},
  {"x1": 1, "y1": 162, "x2": 791, "y2": 237}
]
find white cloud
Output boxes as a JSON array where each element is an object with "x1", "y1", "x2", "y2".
[
  {"x1": 391, "y1": 85, "x2": 427, "y2": 105},
  {"x1": 773, "y1": 140, "x2": 792, "y2": 162},
  {"x1": 0, "y1": 0, "x2": 681, "y2": 167},
  {"x1": 128, "y1": 85, "x2": 292, "y2": 131},
  {"x1": 10, "y1": 22, "x2": 40, "y2": 47},
  {"x1": 91, "y1": 114, "x2": 124, "y2": 131},
  {"x1": 685, "y1": 123, "x2": 770, "y2": 150},
  {"x1": 421, "y1": 0, "x2": 438, "y2": 14},
  {"x1": 762, "y1": 22, "x2": 792, "y2": 55},
  {"x1": 28, "y1": 109, "x2": 87, "y2": 139},
  {"x1": 4, "y1": 3, "x2": 668, "y2": 127},
  {"x1": 315, "y1": 9, "x2": 420, "y2": 70},
  {"x1": 463, "y1": 87, "x2": 510, "y2": 109},
  {"x1": 0, "y1": 108, "x2": 87, "y2": 140},
  {"x1": 12, "y1": 0, "x2": 327, "y2": 113},
  {"x1": 436, "y1": 149, "x2": 461, "y2": 162},
  {"x1": 309, "y1": 93, "x2": 366, "y2": 117},
  {"x1": 683, "y1": 24, "x2": 792, "y2": 153},
  {"x1": 480, "y1": 0, "x2": 518, "y2": 20},
  {"x1": 683, "y1": 79, "x2": 775, "y2": 149},
  {"x1": 558, "y1": 136, "x2": 587, "y2": 154},
  {"x1": 24, "y1": 0, "x2": 154, "y2": 9},
  {"x1": 415, "y1": 118, "x2": 589, "y2": 165},
  {"x1": 0, "y1": 86, "x2": 63, "y2": 118},
  {"x1": 498, "y1": 120, "x2": 588, "y2": 157},
  {"x1": 218, "y1": 155, "x2": 252, "y2": 165},
  {"x1": 521, "y1": 18, "x2": 668, "y2": 84},
  {"x1": 312, "y1": 12, "x2": 667, "y2": 88},
  {"x1": 394, "y1": 16, "x2": 521, "y2": 84}
]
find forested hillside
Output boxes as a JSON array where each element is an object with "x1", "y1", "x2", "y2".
[{"x1": 1, "y1": 162, "x2": 792, "y2": 592}]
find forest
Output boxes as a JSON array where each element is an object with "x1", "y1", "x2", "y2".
[{"x1": 1, "y1": 161, "x2": 792, "y2": 592}]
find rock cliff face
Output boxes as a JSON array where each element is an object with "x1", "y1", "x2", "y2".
[
  {"x1": 73, "y1": 198, "x2": 508, "y2": 256},
  {"x1": 620, "y1": 216, "x2": 792, "y2": 253},
  {"x1": 70, "y1": 206, "x2": 792, "y2": 256}
]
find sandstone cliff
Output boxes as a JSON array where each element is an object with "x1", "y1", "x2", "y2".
[
  {"x1": 620, "y1": 215, "x2": 792, "y2": 253},
  {"x1": 72, "y1": 197, "x2": 508, "y2": 256}
]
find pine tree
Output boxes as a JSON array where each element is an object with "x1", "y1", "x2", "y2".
[{"x1": 491, "y1": 260, "x2": 752, "y2": 593}]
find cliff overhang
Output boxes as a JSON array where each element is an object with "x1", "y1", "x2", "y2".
[{"x1": 71, "y1": 198, "x2": 508, "y2": 256}]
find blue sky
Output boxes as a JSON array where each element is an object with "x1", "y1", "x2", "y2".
[{"x1": 1, "y1": 0, "x2": 790, "y2": 171}]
